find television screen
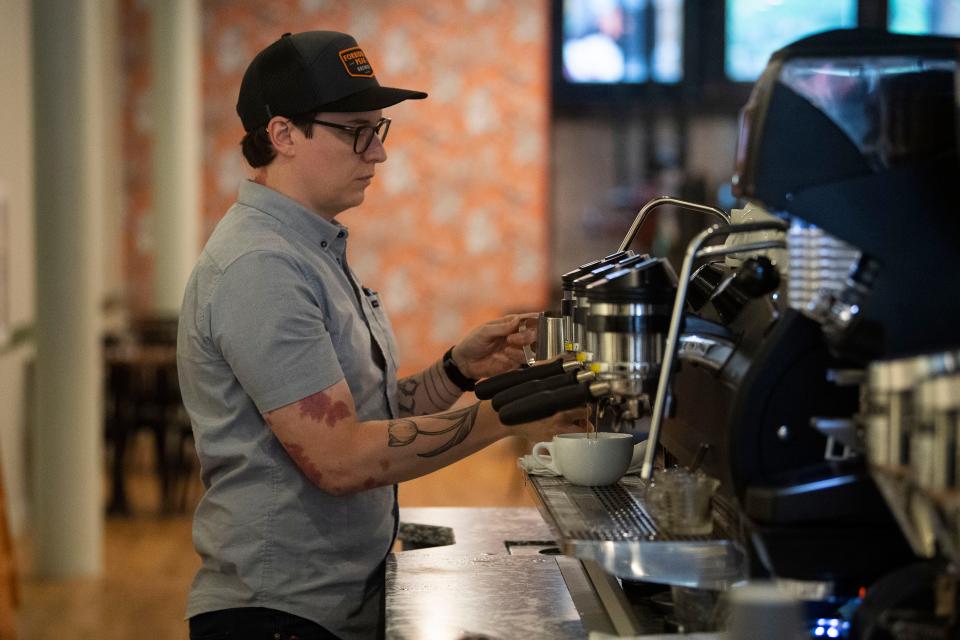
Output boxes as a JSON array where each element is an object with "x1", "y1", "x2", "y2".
[
  {"x1": 889, "y1": 0, "x2": 960, "y2": 36},
  {"x1": 561, "y1": 0, "x2": 684, "y2": 84},
  {"x1": 724, "y1": 0, "x2": 857, "y2": 82}
]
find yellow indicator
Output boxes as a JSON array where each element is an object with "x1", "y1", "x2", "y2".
[{"x1": 576, "y1": 352, "x2": 588, "y2": 362}]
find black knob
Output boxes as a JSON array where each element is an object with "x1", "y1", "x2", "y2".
[{"x1": 733, "y1": 256, "x2": 780, "y2": 298}]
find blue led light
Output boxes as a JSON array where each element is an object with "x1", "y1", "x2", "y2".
[
  {"x1": 817, "y1": 619, "x2": 827, "y2": 626},
  {"x1": 827, "y1": 628, "x2": 840, "y2": 638},
  {"x1": 814, "y1": 627, "x2": 825, "y2": 637}
]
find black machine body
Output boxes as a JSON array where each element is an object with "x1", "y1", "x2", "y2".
[{"x1": 652, "y1": 27, "x2": 960, "y2": 634}]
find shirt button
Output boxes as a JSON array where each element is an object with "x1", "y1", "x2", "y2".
[
  {"x1": 320, "y1": 240, "x2": 328, "y2": 248},
  {"x1": 337, "y1": 230, "x2": 345, "y2": 238}
]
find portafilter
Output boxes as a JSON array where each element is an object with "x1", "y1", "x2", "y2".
[{"x1": 494, "y1": 258, "x2": 677, "y2": 428}]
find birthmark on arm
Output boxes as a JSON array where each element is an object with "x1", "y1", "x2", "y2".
[
  {"x1": 363, "y1": 477, "x2": 377, "y2": 490},
  {"x1": 299, "y1": 391, "x2": 351, "y2": 428},
  {"x1": 280, "y1": 440, "x2": 324, "y2": 485},
  {"x1": 379, "y1": 459, "x2": 391, "y2": 471}
]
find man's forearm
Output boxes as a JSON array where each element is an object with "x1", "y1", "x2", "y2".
[
  {"x1": 264, "y1": 378, "x2": 585, "y2": 496},
  {"x1": 388, "y1": 403, "x2": 480, "y2": 457},
  {"x1": 397, "y1": 358, "x2": 462, "y2": 417},
  {"x1": 267, "y1": 394, "x2": 506, "y2": 495}
]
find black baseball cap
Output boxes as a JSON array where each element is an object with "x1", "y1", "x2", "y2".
[{"x1": 237, "y1": 31, "x2": 428, "y2": 132}]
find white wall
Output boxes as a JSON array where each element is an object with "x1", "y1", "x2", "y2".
[
  {"x1": 0, "y1": 0, "x2": 36, "y2": 537},
  {"x1": 0, "y1": 0, "x2": 123, "y2": 544}
]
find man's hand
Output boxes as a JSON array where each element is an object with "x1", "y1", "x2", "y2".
[
  {"x1": 506, "y1": 405, "x2": 592, "y2": 444},
  {"x1": 451, "y1": 313, "x2": 538, "y2": 380}
]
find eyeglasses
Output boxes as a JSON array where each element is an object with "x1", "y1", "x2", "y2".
[{"x1": 312, "y1": 117, "x2": 391, "y2": 154}]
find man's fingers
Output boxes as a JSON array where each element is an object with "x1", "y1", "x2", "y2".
[
  {"x1": 478, "y1": 315, "x2": 522, "y2": 338},
  {"x1": 514, "y1": 312, "x2": 541, "y2": 322},
  {"x1": 486, "y1": 312, "x2": 539, "y2": 329},
  {"x1": 504, "y1": 329, "x2": 536, "y2": 347},
  {"x1": 557, "y1": 405, "x2": 591, "y2": 423},
  {"x1": 501, "y1": 346, "x2": 528, "y2": 364},
  {"x1": 485, "y1": 314, "x2": 522, "y2": 327},
  {"x1": 573, "y1": 417, "x2": 595, "y2": 430}
]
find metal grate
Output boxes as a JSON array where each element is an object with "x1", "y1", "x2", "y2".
[
  {"x1": 527, "y1": 475, "x2": 748, "y2": 587},
  {"x1": 533, "y1": 476, "x2": 728, "y2": 543},
  {"x1": 580, "y1": 484, "x2": 659, "y2": 540}
]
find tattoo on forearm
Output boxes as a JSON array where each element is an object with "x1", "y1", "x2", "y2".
[
  {"x1": 433, "y1": 359, "x2": 461, "y2": 395},
  {"x1": 397, "y1": 360, "x2": 461, "y2": 417},
  {"x1": 424, "y1": 364, "x2": 443, "y2": 407},
  {"x1": 398, "y1": 377, "x2": 418, "y2": 415},
  {"x1": 387, "y1": 404, "x2": 481, "y2": 458}
]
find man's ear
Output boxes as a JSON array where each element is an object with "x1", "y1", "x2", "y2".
[{"x1": 266, "y1": 117, "x2": 297, "y2": 158}]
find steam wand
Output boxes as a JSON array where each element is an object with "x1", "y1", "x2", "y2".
[
  {"x1": 617, "y1": 196, "x2": 731, "y2": 253},
  {"x1": 639, "y1": 221, "x2": 789, "y2": 481}
]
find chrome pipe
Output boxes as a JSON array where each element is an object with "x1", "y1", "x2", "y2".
[{"x1": 618, "y1": 196, "x2": 732, "y2": 253}]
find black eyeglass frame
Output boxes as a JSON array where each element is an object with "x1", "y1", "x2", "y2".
[{"x1": 312, "y1": 117, "x2": 391, "y2": 153}]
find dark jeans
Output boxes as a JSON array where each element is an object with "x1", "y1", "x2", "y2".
[{"x1": 188, "y1": 607, "x2": 342, "y2": 640}]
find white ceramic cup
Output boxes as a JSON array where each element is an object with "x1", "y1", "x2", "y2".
[{"x1": 531, "y1": 432, "x2": 634, "y2": 486}]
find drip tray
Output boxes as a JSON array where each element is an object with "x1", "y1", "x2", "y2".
[{"x1": 527, "y1": 475, "x2": 747, "y2": 589}]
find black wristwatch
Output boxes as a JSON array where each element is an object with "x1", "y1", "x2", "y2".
[{"x1": 442, "y1": 346, "x2": 476, "y2": 392}]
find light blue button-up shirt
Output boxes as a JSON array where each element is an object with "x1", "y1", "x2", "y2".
[{"x1": 178, "y1": 180, "x2": 400, "y2": 639}]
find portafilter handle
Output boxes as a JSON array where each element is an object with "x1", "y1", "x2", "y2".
[
  {"x1": 498, "y1": 380, "x2": 610, "y2": 426},
  {"x1": 491, "y1": 370, "x2": 586, "y2": 411},
  {"x1": 474, "y1": 357, "x2": 580, "y2": 400}
]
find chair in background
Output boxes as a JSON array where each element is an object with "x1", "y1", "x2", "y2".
[{"x1": 104, "y1": 316, "x2": 197, "y2": 515}]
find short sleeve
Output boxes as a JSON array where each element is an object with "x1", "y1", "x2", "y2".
[{"x1": 209, "y1": 250, "x2": 344, "y2": 413}]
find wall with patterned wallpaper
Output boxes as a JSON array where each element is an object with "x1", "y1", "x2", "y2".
[{"x1": 120, "y1": 0, "x2": 550, "y2": 374}]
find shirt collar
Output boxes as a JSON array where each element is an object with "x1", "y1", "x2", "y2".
[{"x1": 237, "y1": 180, "x2": 349, "y2": 255}]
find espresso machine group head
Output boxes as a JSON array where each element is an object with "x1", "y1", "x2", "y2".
[{"x1": 476, "y1": 197, "x2": 733, "y2": 434}]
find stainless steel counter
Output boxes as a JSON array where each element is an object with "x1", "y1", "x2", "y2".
[
  {"x1": 386, "y1": 507, "x2": 587, "y2": 640},
  {"x1": 385, "y1": 506, "x2": 723, "y2": 639}
]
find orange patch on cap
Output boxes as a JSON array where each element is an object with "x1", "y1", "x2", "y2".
[{"x1": 339, "y1": 47, "x2": 374, "y2": 78}]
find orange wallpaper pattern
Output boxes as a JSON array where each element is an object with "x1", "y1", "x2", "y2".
[
  {"x1": 120, "y1": 0, "x2": 154, "y2": 314},
  {"x1": 122, "y1": 0, "x2": 550, "y2": 375}
]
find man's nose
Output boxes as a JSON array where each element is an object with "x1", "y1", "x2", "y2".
[{"x1": 363, "y1": 136, "x2": 387, "y2": 163}]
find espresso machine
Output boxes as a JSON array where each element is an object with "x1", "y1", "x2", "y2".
[
  {"x1": 725, "y1": 31, "x2": 960, "y2": 638},
  {"x1": 476, "y1": 29, "x2": 960, "y2": 637}
]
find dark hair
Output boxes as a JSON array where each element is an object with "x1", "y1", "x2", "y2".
[{"x1": 240, "y1": 113, "x2": 317, "y2": 168}]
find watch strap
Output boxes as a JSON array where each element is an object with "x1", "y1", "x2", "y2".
[{"x1": 442, "y1": 346, "x2": 476, "y2": 392}]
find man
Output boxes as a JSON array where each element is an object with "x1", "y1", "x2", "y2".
[{"x1": 177, "y1": 31, "x2": 586, "y2": 640}]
